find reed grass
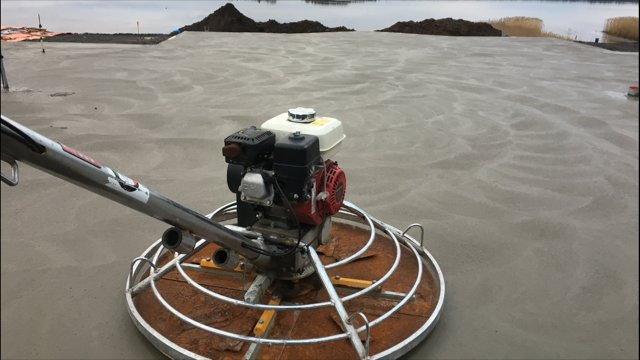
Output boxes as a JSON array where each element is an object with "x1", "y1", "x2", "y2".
[
  {"x1": 488, "y1": 16, "x2": 544, "y2": 37},
  {"x1": 487, "y1": 16, "x2": 573, "y2": 40},
  {"x1": 603, "y1": 17, "x2": 639, "y2": 41}
]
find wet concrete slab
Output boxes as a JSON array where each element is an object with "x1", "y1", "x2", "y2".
[{"x1": 1, "y1": 32, "x2": 638, "y2": 359}]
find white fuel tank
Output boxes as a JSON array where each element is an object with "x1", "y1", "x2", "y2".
[{"x1": 261, "y1": 108, "x2": 346, "y2": 160}]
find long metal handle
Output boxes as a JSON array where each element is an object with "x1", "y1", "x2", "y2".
[{"x1": 0, "y1": 115, "x2": 272, "y2": 269}]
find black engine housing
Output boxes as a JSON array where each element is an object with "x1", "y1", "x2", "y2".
[
  {"x1": 223, "y1": 127, "x2": 321, "y2": 228},
  {"x1": 273, "y1": 132, "x2": 321, "y2": 200}
]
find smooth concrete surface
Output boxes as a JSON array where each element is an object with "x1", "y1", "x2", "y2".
[{"x1": 1, "y1": 32, "x2": 638, "y2": 359}]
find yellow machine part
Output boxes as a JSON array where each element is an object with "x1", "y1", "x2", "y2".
[
  {"x1": 199, "y1": 258, "x2": 244, "y2": 272},
  {"x1": 331, "y1": 275, "x2": 374, "y2": 289},
  {"x1": 253, "y1": 297, "x2": 282, "y2": 337}
]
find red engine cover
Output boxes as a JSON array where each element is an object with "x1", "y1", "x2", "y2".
[
  {"x1": 293, "y1": 160, "x2": 346, "y2": 225},
  {"x1": 324, "y1": 161, "x2": 346, "y2": 215}
]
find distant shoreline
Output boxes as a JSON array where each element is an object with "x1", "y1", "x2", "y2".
[
  {"x1": 25, "y1": 33, "x2": 173, "y2": 45},
  {"x1": 7, "y1": 3, "x2": 637, "y2": 52},
  {"x1": 18, "y1": 32, "x2": 638, "y2": 52},
  {"x1": 576, "y1": 40, "x2": 638, "y2": 51}
]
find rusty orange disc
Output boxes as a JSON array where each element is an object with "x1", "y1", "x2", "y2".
[{"x1": 126, "y1": 202, "x2": 444, "y2": 359}]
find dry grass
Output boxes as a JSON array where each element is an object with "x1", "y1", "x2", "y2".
[
  {"x1": 603, "y1": 17, "x2": 639, "y2": 41},
  {"x1": 489, "y1": 16, "x2": 544, "y2": 37},
  {"x1": 488, "y1": 16, "x2": 572, "y2": 40}
]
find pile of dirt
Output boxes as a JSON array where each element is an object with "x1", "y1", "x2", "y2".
[
  {"x1": 379, "y1": 18, "x2": 502, "y2": 36},
  {"x1": 181, "y1": 3, "x2": 353, "y2": 33},
  {"x1": 260, "y1": 19, "x2": 352, "y2": 33}
]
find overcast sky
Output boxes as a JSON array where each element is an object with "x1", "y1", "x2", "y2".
[{"x1": 1, "y1": 1, "x2": 638, "y2": 40}]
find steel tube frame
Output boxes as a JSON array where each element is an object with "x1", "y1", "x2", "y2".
[
  {"x1": 145, "y1": 218, "x2": 423, "y2": 347},
  {"x1": 170, "y1": 203, "x2": 402, "y2": 311},
  {"x1": 127, "y1": 202, "x2": 432, "y2": 357},
  {"x1": 308, "y1": 246, "x2": 366, "y2": 358}
]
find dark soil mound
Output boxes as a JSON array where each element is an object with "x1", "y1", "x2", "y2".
[
  {"x1": 379, "y1": 18, "x2": 501, "y2": 36},
  {"x1": 261, "y1": 19, "x2": 351, "y2": 33},
  {"x1": 181, "y1": 3, "x2": 353, "y2": 33},
  {"x1": 182, "y1": 3, "x2": 260, "y2": 32}
]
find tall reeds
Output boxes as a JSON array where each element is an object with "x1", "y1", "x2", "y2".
[
  {"x1": 488, "y1": 16, "x2": 544, "y2": 37},
  {"x1": 487, "y1": 16, "x2": 572, "y2": 40},
  {"x1": 603, "y1": 17, "x2": 639, "y2": 41}
]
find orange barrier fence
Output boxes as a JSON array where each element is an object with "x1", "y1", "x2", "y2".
[{"x1": 1, "y1": 26, "x2": 63, "y2": 42}]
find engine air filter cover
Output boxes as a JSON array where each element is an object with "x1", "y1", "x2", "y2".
[{"x1": 223, "y1": 127, "x2": 275, "y2": 166}]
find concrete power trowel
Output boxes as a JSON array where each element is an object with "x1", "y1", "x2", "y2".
[{"x1": 1, "y1": 108, "x2": 444, "y2": 360}]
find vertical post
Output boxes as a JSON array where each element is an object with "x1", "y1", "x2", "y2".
[
  {"x1": 137, "y1": 21, "x2": 140, "y2": 35},
  {"x1": 38, "y1": 14, "x2": 45, "y2": 53},
  {"x1": 0, "y1": 51, "x2": 9, "y2": 90}
]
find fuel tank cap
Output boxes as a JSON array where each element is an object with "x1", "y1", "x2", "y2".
[{"x1": 287, "y1": 107, "x2": 316, "y2": 123}]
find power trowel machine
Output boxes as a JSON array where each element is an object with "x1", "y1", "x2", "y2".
[{"x1": 1, "y1": 108, "x2": 444, "y2": 360}]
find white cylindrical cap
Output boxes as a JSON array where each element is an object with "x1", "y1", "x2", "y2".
[{"x1": 287, "y1": 107, "x2": 316, "y2": 123}]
